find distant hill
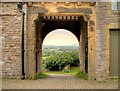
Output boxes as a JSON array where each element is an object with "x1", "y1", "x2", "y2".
[
  {"x1": 71, "y1": 43, "x2": 79, "y2": 46},
  {"x1": 42, "y1": 44, "x2": 79, "y2": 50}
]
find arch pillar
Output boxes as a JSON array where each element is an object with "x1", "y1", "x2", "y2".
[
  {"x1": 87, "y1": 15, "x2": 96, "y2": 80},
  {"x1": 36, "y1": 15, "x2": 43, "y2": 74},
  {"x1": 79, "y1": 16, "x2": 88, "y2": 72},
  {"x1": 80, "y1": 15, "x2": 96, "y2": 80},
  {"x1": 26, "y1": 14, "x2": 38, "y2": 79}
]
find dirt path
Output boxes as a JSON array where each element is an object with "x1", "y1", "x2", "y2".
[{"x1": 48, "y1": 74, "x2": 75, "y2": 78}]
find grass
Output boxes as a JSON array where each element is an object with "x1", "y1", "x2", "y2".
[
  {"x1": 110, "y1": 76, "x2": 120, "y2": 80},
  {"x1": 36, "y1": 73, "x2": 48, "y2": 79},
  {"x1": 44, "y1": 67, "x2": 88, "y2": 80},
  {"x1": 75, "y1": 71, "x2": 88, "y2": 80},
  {"x1": 44, "y1": 67, "x2": 80, "y2": 76}
]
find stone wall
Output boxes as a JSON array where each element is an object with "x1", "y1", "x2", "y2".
[
  {"x1": 1, "y1": 3, "x2": 22, "y2": 78},
  {"x1": 0, "y1": 2, "x2": 2, "y2": 79},
  {"x1": 1, "y1": 2, "x2": 119, "y2": 80},
  {"x1": 0, "y1": 3, "x2": 2, "y2": 61},
  {"x1": 95, "y1": 2, "x2": 119, "y2": 80}
]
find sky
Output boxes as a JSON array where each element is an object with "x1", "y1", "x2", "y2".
[{"x1": 43, "y1": 29, "x2": 79, "y2": 46}]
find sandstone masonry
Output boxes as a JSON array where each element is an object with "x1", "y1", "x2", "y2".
[{"x1": 1, "y1": 1, "x2": 120, "y2": 80}]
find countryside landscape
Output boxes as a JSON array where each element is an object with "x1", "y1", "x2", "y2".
[{"x1": 41, "y1": 44, "x2": 87, "y2": 79}]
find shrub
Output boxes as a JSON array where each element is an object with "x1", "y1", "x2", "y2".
[
  {"x1": 69, "y1": 51, "x2": 79, "y2": 66},
  {"x1": 75, "y1": 71, "x2": 88, "y2": 80},
  {"x1": 42, "y1": 51, "x2": 79, "y2": 71}
]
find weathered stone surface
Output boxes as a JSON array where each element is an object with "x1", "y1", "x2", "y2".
[
  {"x1": 1, "y1": 2, "x2": 119, "y2": 80},
  {"x1": 27, "y1": 6, "x2": 48, "y2": 14},
  {"x1": 95, "y1": 2, "x2": 119, "y2": 80},
  {"x1": 2, "y1": 3, "x2": 22, "y2": 78},
  {"x1": 1, "y1": 0, "x2": 99, "y2": 2},
  {"x1": 0, "y1": 3, "x2": 2, "y2": 85},
  {"x1": 57, "y1": 7, "x2": 93, "y2": 14},
  {"x1": 80, "y1": 21, "x2": 87, "y2": 72},
  {"x1": 89, "y1": 20, "x2": 95, "y2": 26}
]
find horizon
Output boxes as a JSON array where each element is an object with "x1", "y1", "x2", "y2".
[{"x1": 43, "y1": 43, "x2": 79, "y2": 46}]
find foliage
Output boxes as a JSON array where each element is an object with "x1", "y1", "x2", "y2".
[
  {"x1": 69, "y1": 51, "x2": 79, "y2": 66},
  {"x1": 63, "y1": 69, "x2": 70, "y2": 73},
  {"x1": 75, "y1": 71, "x2": 88, "y2": 80},
  {"x1": 42, "y1": 51, "x2": 79, "y2": 71},
  {"x1": 36, "y1": 73, "x2": 48, "y2": 79},
  {"x1": 43, "y1": 52, "x2": 72, "y2": 71}
]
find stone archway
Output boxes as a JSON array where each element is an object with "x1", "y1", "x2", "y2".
[
  {"x1": 26, "y1": 2, "x2": 96, "y2": 80},
  {"x1": 37, "y1": 15, "x2": 85, "y2": 74}
]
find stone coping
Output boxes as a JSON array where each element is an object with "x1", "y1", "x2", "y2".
[{"x1": 1, "y1": 0, "x2": 112, "y2": 3}]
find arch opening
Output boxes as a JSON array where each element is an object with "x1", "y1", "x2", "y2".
[{"x1": 42, "y1": 29, "x2": 80, "y2": 72}]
